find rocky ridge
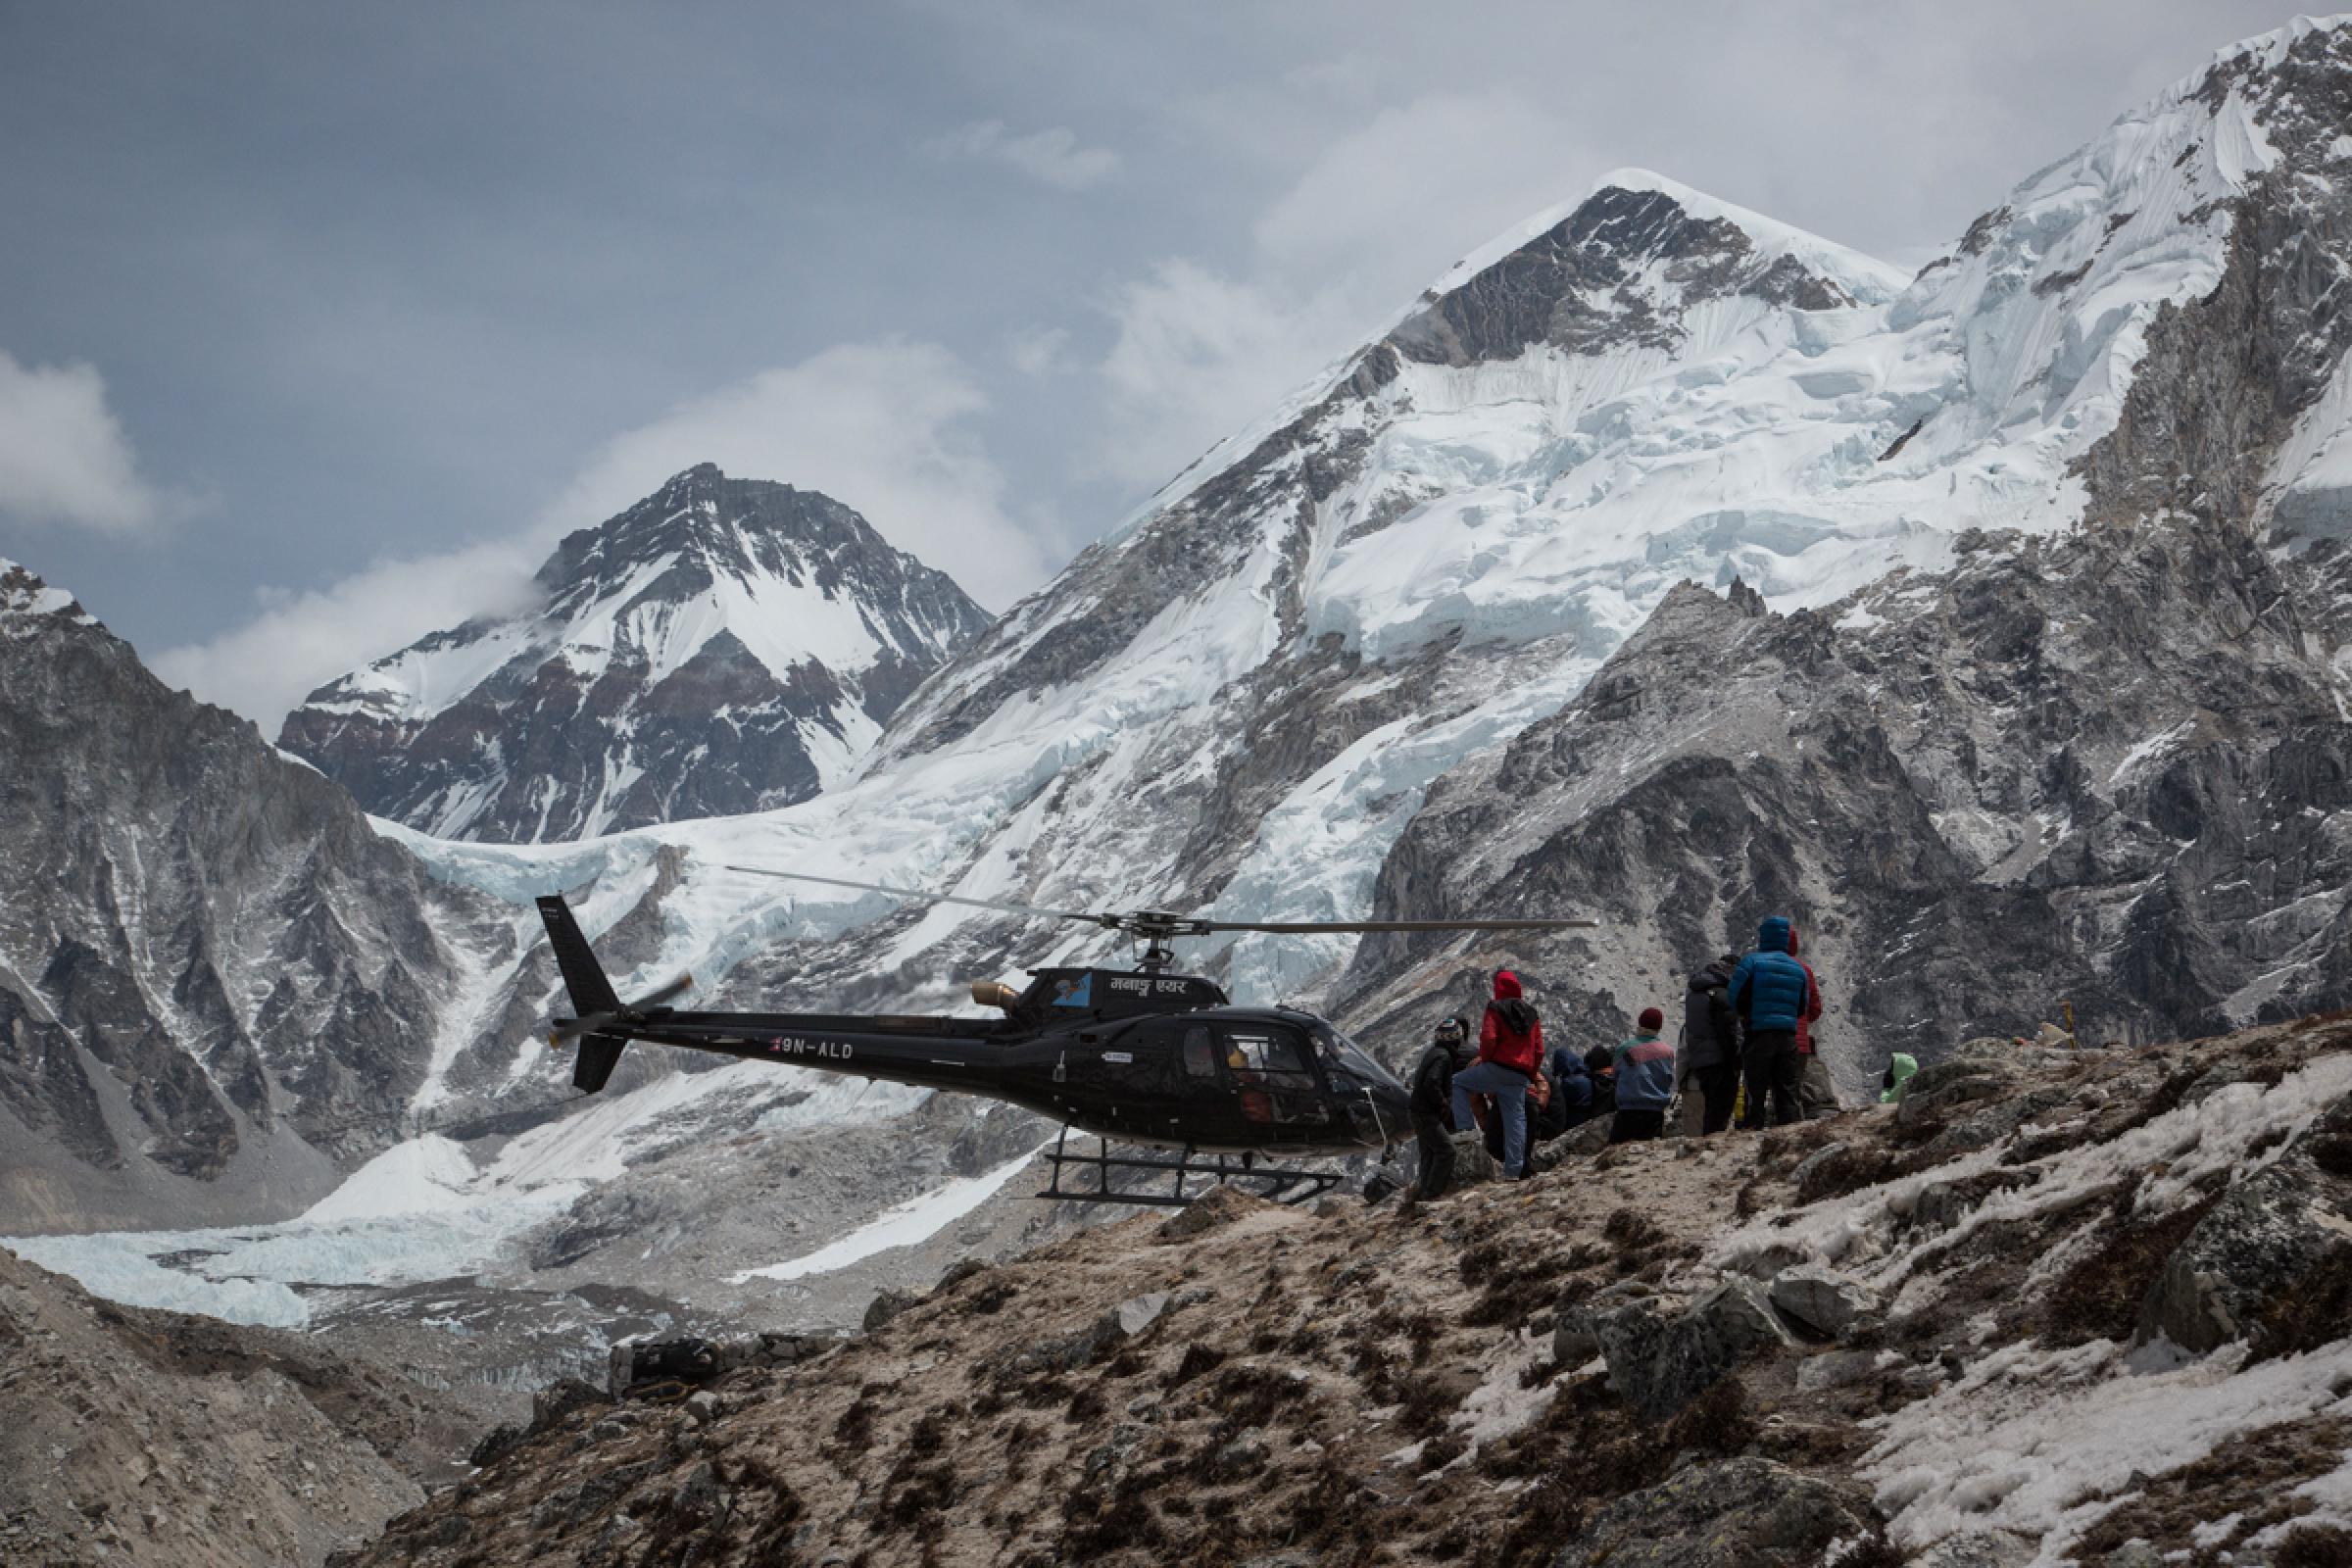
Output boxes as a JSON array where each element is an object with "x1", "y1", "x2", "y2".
[
  {"x1": 280, "y1": 466, "x2": 992, "y2": 844},
  {"x1": 342, "y1": 1016, "x2": 2352, "y2": 1568},
  {"x1": 0, "y1": 1244, "x2": 481, "y2": 1568},
  {"x1": 0, "y1": 560, "x2": 548, "y2": 1232}
]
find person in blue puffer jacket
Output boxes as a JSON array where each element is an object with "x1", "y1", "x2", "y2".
[{"x1": 1730, "y1": 915, "x2": 1820, "y2": 1130}]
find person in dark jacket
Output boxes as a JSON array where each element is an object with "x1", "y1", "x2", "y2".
[
  {"x1": 1730, "y1": 916, "x2": 1818, "y2": 1129},
  {"x1": 1408, "y1": 1016, "x2": 1471, "y2": 1199},
  {"x1": 1528, "y1": 1044, "x2": 1595, "y2": 1142},
  {"x1": 1609, "y1": 1006, "x2": 1677, "y2": 1143},
  {"x1": 1583, "y1": 1044, "x2": 1618, "y2": 1107},
  {"x1": 1551, "y1": 1044, "x2": 1598, "y2": 1134},
  {"x1": 1452, "y1": 970, "x2": 1542, "y2": 1178},
  {"x1": 1678, "y1": 953, "x2": 1741, "y2": 1137}
]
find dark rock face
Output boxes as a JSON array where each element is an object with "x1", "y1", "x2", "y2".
[
  {"x1": 1392, "y1": 183, "x2": 1858, "y2": 368},
  {"x1": 2140, "y1": 1094, "x2": 2352, "y2": 1353},
  {"x1": 1351, "y1": 525, "x2": 2352, "y2": 1086},
  {"x1": 1554, "y1": 1457, "x2": 1885, "y2": 1568},
  {"x1": 279, "y1": 466, "x2": 992, "y2": 843},
  {"x1": 0, "y1": 561, "x2": 526, "y2": 1230}
]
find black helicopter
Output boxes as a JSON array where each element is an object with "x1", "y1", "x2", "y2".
[{"x1": 537, "y1": 868, "x2": 1591, "y2": 1206}]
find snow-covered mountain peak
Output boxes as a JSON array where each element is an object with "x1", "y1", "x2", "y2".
[
  {"x1": 1392, "y1": 172, "x2": 1905, "y2": 371},
  {"x1": 1422, "y1": 168, "x2": 1910, "y2": 319},
  {"x1": 277, "y1": 468, "x2": 994, "y2": 843}
]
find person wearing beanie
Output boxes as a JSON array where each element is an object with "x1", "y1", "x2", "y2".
[{"x1": 1608, "y1": 1005, "x2": 1676, "y2": 1143}]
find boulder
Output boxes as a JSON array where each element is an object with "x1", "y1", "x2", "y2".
[
  {"x1": 532, "y1": 1377, "x2": 608, "y2": 1431},
  {"x1": 1792, "y1": 1348, "x2": 1892, "y2": 1393},
  {"x1": 2138, "y1": 1104, "x2": 2352, "y2": 1353},
  {"x1": 1592, "y1": 1278, "x2": 1798, "y2": 1422},
  {"x1": 1896, "y1": 1061, "x2": 2019, "y2": 1127},
  {"x1": 1552, "y1": 1455, "x2": 1883, "y2": 1567},
  {"x1": 1911, "y1": 1529, "x2": 2037, "y2": 1567},
  {"x1": 999, "y1": 1291, "x2": 1175, "y2": 1377},
  {"x1": 1111, "y1": 1292, "x2": 1172, "y2": 1338},
  {"x1": 1156, "y1": 1182, "x2": 1276, "y2": 1240},
  {"x1": 1789, "y1": 1141, "x2": 1850, "y2": 1191},
  {"x1": 1767, "y1": 1266, "x2": 1876, "y2": 1338},
  {"x1": 861, "y1": 1288, "x2": 920, "y2": 1334},
  {"x1": 1450, "y1": 1128, "x2": 1501, "y2": 1183}
]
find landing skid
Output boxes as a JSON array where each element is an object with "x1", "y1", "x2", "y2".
[{"x1": 1035, "y1": 1126, "x2": 1343, "y2": 1208}]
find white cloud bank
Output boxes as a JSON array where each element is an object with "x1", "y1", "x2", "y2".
[
  {"x1": 923, "y1": 120, "x2": 1121, "y2": 190},
  {"x1": 153, "y1": 539, "x2": 545, "y2": 730},
  {"x1": 161, "y1": 338, "x2": 1048, "y2": 729},
  {"x1": 0, "y1": 351, "x2": 173, "y2": 533}
]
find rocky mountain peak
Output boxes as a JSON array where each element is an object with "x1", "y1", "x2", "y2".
[
  {"x1": 533, "y1": 465, "x2": 926, "y2": 615},
  {"x1": 1389, "y1": 170, "x2": 1908, "y2": 368},
  {"x1": 277, "y1": 469, "x2": 994, "y2": 843}
]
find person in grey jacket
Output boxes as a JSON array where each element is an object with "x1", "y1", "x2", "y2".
[{"x1": 1678, "y1": 953, "x2": 1740, "y2": 1136}]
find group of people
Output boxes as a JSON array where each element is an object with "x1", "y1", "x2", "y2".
[{"x1": 1407, "y1": 916, "x2": 1832, "y2": 1197}]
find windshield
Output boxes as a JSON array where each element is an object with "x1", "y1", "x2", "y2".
[{"x1": 1312, "y1": 1023, "x2": 1404, "y2": 1092}]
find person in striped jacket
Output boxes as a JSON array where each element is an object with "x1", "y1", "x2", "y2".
[{"x1": 1609, "y1": 1006, "x2": 1677, "y2": 1143}]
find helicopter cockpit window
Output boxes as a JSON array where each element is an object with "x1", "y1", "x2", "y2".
[
  {"x1": 1224, "y1": 1030, "x2": 1316, "y2": 1091},
  {"x1": 1182, "y1": 1025, "x2": 1217, "y2": 1079}
]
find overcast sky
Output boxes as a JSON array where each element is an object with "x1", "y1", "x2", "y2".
[{"x1": 0, "y1": 0, "x2": 2306, "y2": 722}]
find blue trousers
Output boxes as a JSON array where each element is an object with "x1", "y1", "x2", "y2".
[{"x1": 1452, "y1": 1062, "x2": 1529, "y2": 1177}]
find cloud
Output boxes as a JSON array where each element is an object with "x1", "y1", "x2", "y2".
[
  {"x1": 922, "y1": 120, "x2": 1121, "y2": 191},
  {"x1": 154, "y1": 538, "x2": 544, "y2": 728},
  {"x1": 1250, "y1": 91, "x2": 1594, "y2": 286},
  {"x1": 1091, "y1": 261, "x2": 1365, "y2": 490},
  {"x1": 1085, "y1": 91, "x2": 1598, "y2": 494},
  {"x1": 0, "y1": 350, "x2": 173, "y2": 533},
  {"x1": 162, "y1": 338, "x2": 1050, "y2": 728},
  {"x1": 1006, "y1": 324, "x2": 1072, "y2": 377}
]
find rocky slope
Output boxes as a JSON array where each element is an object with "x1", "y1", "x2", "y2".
[
  {"x1": 0, "y1": 561, "x2": 550, "y2": 1233},
  {"x1": 344, "y1": 1015, "x2": 2352, "y2": 1568},
  {"x1": 0, "y1": 1244, "x2": 482, "y2": 1568},
  {"x1": 1340, "y1": 524, "x2": 2352, "y2": 1094},
  {"x1": 279, "y1": 466, "x2": 993, "y2": 844}
]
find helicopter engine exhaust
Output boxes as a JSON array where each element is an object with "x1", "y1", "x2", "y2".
[{"x1": 970, "y1": 980, "x2": 1021, "y2": 1011}]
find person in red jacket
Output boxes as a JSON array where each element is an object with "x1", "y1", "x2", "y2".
[
  {"x1": 1449, "y1": 970, "x2": 1542, "y2": 1178},
  {"x1": 1788, "y1": 926, "x2": 1825, "y2": 1056},
  {"x1": 1788, "y1": 926, "x2": 1834, "y2": 1118}
]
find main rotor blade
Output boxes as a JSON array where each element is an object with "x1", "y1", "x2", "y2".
[
  {"x1": 629, "y1": 974, "x2": 694, "y2": 1011},
  {"x1": 1194, "y1": 917, "x2": 1599, "y2": 935},
  {"x1": 725, "y1": 865, "x2": 1115, "y2": 929}
]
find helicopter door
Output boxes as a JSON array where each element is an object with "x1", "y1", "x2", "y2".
[{"x1": 1220, "y1": 1026, "x2": 1329, "y2": 1128}]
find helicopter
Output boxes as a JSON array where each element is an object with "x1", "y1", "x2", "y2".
[{"x1": 537, "y1": 867, "x2": 1592, "y2": 1207}]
